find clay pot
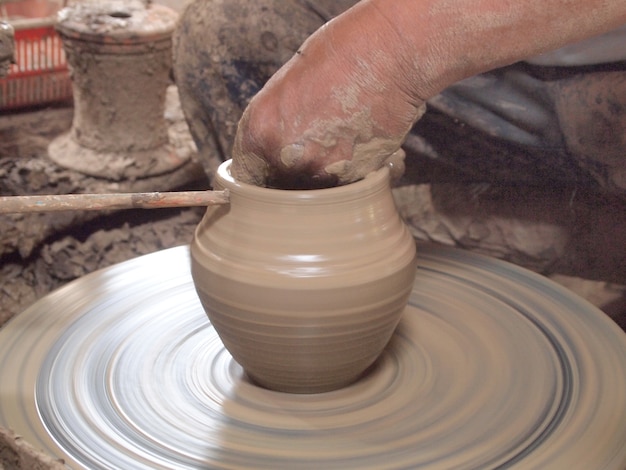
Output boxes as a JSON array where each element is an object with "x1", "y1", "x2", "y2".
[{"x1": 190, "y1": 160, "x2": 417, "y2": 393}]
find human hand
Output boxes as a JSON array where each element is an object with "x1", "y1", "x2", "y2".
[
  {"x1": 230, "y1": 0, "x2": 626, "y2": 189},
  {"x1": 230, "y1": 1, "x2": 426, "y2": 189}
]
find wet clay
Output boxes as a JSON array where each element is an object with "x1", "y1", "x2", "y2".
[
  {"x1": 322, "y1": 105, "x2": 427, "y2": 182},
  {"x1": 191, "y1": 160, "x2": 417, "y2": 393},
  {"x1": 2, "y1": 246, "x2": 626, "y2": 468}
]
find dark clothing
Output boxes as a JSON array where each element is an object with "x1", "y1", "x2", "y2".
[{"x1": 408, "y1": 61, "x2": 626, "y2": 192}]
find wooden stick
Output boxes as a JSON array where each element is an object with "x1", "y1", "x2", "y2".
[{"x1": 0, "y1": 190, "x2": 230, "y2": 214}]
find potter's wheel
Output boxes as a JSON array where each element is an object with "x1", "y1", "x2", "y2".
[{"x1": 1, "y1": 246, "x2": 626, "y2": 469}]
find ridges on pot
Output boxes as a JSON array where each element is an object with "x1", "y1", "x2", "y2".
[{"x1": 191, "y1": 159, "x2": 417, "y2": 393}]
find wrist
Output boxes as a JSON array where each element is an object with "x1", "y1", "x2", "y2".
[
  {"x1": 364, "y1": 0, "x2": 508, "y2": 98},
  {"x1": 314, "y1": 0, "x2": 432, "y2": 106}
]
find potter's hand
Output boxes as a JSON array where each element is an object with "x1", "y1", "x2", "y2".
[
  {"x1": 230, "y1": 1, "x2": 427, "y2": 189},
  {"x1": 231, "y1": 0, "x2": 626, "y2": 189}
]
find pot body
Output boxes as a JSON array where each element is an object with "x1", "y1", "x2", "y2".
[{"x1": 191, "y1": 160, "x2": 417, "y2": 393}]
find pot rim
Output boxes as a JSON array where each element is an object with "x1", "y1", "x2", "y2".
[{"x1": 217, "y1": 159, "x2": 391, "y2": 203}]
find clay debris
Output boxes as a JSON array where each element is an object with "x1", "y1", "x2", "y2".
[
  {"x1": 0, "y1": 86, "x2": 206, "y2": 328},
  {"x1": 0, "y1": 427, "x2": 64, "y2": 470}
]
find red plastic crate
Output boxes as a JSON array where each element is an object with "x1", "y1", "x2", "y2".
[{"x1": 1, "y1": 1, "x2": 71, "y2": 109}]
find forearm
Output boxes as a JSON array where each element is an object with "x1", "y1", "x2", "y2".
[
  {"x1": 229, "y1": 0, "x2": 626, "y2": 187},
  {"x1": 360, "y1": 0, "x2": 626, "y2": 98}
]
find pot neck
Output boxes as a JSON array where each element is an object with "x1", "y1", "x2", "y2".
[{"x1": 216, "y1": 160, "x2": 392, "y2": 205}]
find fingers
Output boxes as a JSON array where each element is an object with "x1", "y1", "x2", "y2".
[
  {"x1": 232, "y1": 97, "x2": 424, "y2": 188},
  {"x1": 229, "y1": 1, "x2": 429, "y2": 189},
  {"x1": 230, "y1": 148, "x2": 268, "y2": 187}
]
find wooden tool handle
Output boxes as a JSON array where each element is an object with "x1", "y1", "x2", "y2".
[{"x1": 0, "y1": 190, "x2": 230, "y2": 214}]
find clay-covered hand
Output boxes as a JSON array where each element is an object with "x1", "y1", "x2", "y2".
[
  {"x1": 230, "y1": 1, "x2": 426, "y2": 189},
  {"x1": 230, "y1": 0, "x2": 626, "y2": 188}
]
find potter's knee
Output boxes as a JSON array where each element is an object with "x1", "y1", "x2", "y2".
[
  {"x1": 554, "y1": 70, "x2": 626, "y2": 192},
  {"x1": 177, "y1": 0, "x2": 322, "y2": 59}
]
